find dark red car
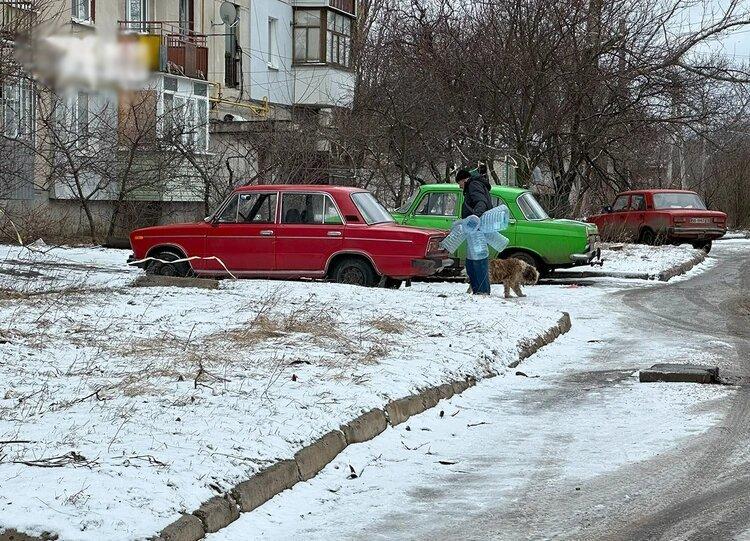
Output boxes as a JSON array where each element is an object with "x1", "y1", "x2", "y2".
[
  {"x1": 586, "y1": 189, "x2": 726, "y2": 252},
  {"x1": 128, "y1": 185, "x2": 453, "y2": 287}
]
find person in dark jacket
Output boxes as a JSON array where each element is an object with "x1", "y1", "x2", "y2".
[{"x1": 456, "y1": 168, "x2": 492, "y2": 294}]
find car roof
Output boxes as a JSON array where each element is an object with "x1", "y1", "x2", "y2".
[
  {"x1": 618, "y1": 189, "x2": 698, "y2": 195},
  {"x1": 420, "y1": 183, "x2": 528, "y2": 196},
  {"x1": 234, "y1": 184, "x2": 367, "y2": 194}
]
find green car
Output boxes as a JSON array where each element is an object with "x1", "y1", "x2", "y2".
[{"x1": 391, "y1": 184, "x2": 601, "y2": 274}]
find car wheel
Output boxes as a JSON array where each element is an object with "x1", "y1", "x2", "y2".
[
  {"x1": 332, "y1": 257, "x2": 377, "y2": 287},
  {"x1": 692, "y1": 240, "x2": 712, "y2": 253},
  {"x1": 504, "y1": 251, "x2": 545, "y2": 275},
  {"x1": 146, "y1": 251, "x2": 190, "y2": 277},
  {"x1": 639, "y1": 228, "x2": 656, "y2": 245}
]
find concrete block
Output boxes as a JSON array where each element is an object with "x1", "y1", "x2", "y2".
[
  {"x1": 133, "y1": 275, "x2": 219, "y2": 289},
  {"x1": 436, "y1": 383, "x2": 455, "y2": 400},
  {"x1": 158, "y1": 514, "x2": 205, "y2": 541},
  {"x1": 232, "y1": 460, "x2": 300, "y2": 513},
  {"x1": 193, "y1": 496, "x2": 240, "y2": 533},
  {"x1": 639, "y1": 364, "x2": 719, "y2": 384},
  {"x1": 0, "y1": 530, "x2": 57, "y2": 541},
  {"x1": 294, "y1": 430, "x2": 347, "y2": 481},
  {"x1": 658, "y1": 252, "x2": 706, "y2": 282},
  {"x1": 420, "y1": 387, "x2": 443, "y2": 409},
  {"x1": 340, "y1": 409, "x2": 388, "y2": 445},
  {"x1": 385, "y1": 395, "x2": 427, "y2": 426},
  {"x1": 451, "y1": 379, "x2": 471, "y2": 395}
]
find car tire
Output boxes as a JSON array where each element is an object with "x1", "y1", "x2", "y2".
[
  {"x1": 639, "y1": 228, "x2": 656, "y2": 245},
  {"x1": 332, "y1": 257, "x2": 377, "y2": 287},
  {"x1": 146, "y1": 251, "x2": 191, "y2": 278},
  {"x1": 504, "y1": 251, "x2": 545, "y2": 275},
  {"x1": 692, "y1": 240, "x2": 712, "y2": 254}
]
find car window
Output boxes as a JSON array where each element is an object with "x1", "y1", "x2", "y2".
[
  {"x1": 415, "y1": 193, "x2": 457, "y2": 216},
  {"x1": 237, "y1": 193, "x2": 277, "y2": 223},
  {"x1": 491, "y1": 195, "x2": 506, "y2": 208},
  {"x1": 281, "y1": 193, "x2": 342, "y2": 225},
  {"x1": 516, "y1": 192, "x2": 549, "y2": 220},
  {"x1": 612, "y1": 195, "x2": 629, "y2": 212},
  {"x1": 217, "y1": 195, "x2": 240, "y2": 222},
  {"x1": 351, "y1": 192, "x2": 395, "y2": 224},
  {"x1": 395, "y1": 191, "x2": 419, "y2": 214},
  {"x1": 630, "y1": 195, "x2": 646, "y2": 211},
  {"x1": 652, "y1": 193, "x2": 706, "y2": 210}
]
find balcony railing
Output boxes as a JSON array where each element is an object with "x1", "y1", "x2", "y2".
[
  {"x1": 1, "y1": 1, "x2": 34, "y2": 42},
  {"x1": 118, "y1": 20, "x2": 208, "y2": 80},
  {"x1": 329, "y1": 0, "x2": 355, "y2": 15}
]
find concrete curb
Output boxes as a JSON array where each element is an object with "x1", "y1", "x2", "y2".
[
  {"x1": 2, "y1": 313, "x2": 571, "y2": 541},
  {"x1": 657, "y1": 251, "x2": 707, "y2": 281}
]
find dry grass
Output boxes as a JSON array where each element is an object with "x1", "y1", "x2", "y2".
[{"x1": 367, "y1": 315, "x2": 409, "y2": 334}]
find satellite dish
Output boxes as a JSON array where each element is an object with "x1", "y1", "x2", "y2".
[{"x1": 219, "y1": 2, "x2": 237, "y2": 25}]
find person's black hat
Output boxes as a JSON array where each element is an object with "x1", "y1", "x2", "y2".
[{"x1": 455, "y1": 169, "x2": 471, "y2": 182}]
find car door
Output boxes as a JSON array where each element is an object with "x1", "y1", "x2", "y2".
[
  {"x1": 601, "y1": 195, "x2": 630, "y2": 240},
  {"x1": 203, "y1": 192, "x2": 277, "y2": 274},
  {"x1": 403, "y1": 191, "x2": 459, "y2": 230},
  {"x1": 275, "y1": 192, "x2": 344, "y2": 273},
  {"x1": 624, "y1": 194, "x2": 646, "y2": 241}
]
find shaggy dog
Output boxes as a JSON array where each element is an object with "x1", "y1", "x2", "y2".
[{"x1": 467, "y1": 258, "x2": 540, "y2": 297}]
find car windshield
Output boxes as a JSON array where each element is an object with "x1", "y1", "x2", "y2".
[
  {"x1": 352, "y1": 192, "x2": 395, "y2": 224},
  {"x1": 653, "y1": 193, "x2": 706, "y2": 210},
  {"x1": 395, "y1": 191, "x2": 419, "y2": 214},
  {"x1": 516, "y1": 192, "x2": 549, "y2": 220}
]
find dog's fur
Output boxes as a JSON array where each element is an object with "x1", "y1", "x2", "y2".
[{"x1": 467, "y1": 258, "x2": 540, "y2": 297}]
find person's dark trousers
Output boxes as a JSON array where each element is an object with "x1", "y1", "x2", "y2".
[{"x1": 466, "y1": 257, "x2": 491, "y2": 294}]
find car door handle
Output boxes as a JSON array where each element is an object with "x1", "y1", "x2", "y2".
[
  {"x1": 260, "y1": 230, "x2": 274, "y2": 236},
  {"x1": 327, "y1": 231, "x2": 342, "y2": 237}
]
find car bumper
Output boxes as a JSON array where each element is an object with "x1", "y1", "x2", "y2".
[
  {"x1": 570, "y1": 247, "x2": 602, "y2": 264},
  {"x1": 668, "y1": 227, "x2": 726, "y2": 240},
  {"x1": 412, "y1": 257, "x2": 455, "y2": 275},
  {"x1": 127, "y1": 253, "x2": 146, "y2": 269}
]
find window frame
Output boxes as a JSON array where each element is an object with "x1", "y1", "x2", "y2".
[
  {"x1": 415, "y1": 192, "x2": 458, "y2": 217},
  {"x1": 629, "y1": 194, "x2": 646, "y2": 212},
  {"x1": 611, "y1": 195, "x2": 630, "y2": 212},
  {"x1": 72, "y1": 0, "x2": 93, "y2": 23},
  {"x1": 293, "y1": 8, "x2": 323, "y2": 64},
  {"x1": 158, "y1": 76, "x2": 209, "y2": 151},
  {"x1": 2, "y1": 77, "x2": 34, "y2": 141},
  {"x1": 326, "y1": 10, "x2": 352, "y2": 68},
  {"x1": 267, "y1": 16, "x2": 278, "y2": 68},
  {"x1": 280, "y1": 191, "x2": 345, "y2": 226},
  {"x1": 237, "y1": 192, "x2": 278, "y2": 224}
]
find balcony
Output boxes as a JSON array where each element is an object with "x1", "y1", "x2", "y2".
[
  {"x1": 329, "y1": 0, "x2": 355, "y2": 15},
  {"x1": 0, "y1": 1, "x2": 33, "y2": 42},
  {"x1": 118, "y1": 20, "x2": 208, "y2": 80}
]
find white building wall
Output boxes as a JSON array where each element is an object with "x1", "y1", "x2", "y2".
[
  {"x1": 246, "y1": 0, "x2": 295, "y2": 106},
  {"x1": 293, "y1": 64, "x2": 353, "y2": 107}
]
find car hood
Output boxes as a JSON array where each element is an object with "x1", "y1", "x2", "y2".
[
  {"x1": 131, "y1": 222, "x2": 210, "y2": 237},
  {"x1": 533, "y1": 218, "x2": 598, "y2": 234}
]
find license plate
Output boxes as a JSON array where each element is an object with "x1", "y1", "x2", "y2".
[{"x1": 690, "y1": 218, "x2": 710, "y2": 224}]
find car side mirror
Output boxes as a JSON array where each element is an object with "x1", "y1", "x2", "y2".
[{"x1": 602, "y1": 205, "x2": 612, "y2": 213}]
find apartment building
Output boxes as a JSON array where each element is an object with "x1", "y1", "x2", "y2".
[{"x1": 0, "y1": 0, "x2": 356, "y2": 241}]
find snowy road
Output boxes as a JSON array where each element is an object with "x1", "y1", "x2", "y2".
[{"x1": 210, "y1": 240, "x2": 750, "y2": 541}]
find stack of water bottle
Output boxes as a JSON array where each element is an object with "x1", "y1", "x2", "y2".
[{"x1": 440, "y1": 205, "x2": 511, "y2": 260}]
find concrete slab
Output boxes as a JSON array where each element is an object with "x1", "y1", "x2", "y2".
[
  {"x1": 639, "y1": 363, "x2": 719, "y2": 384},
  {"x1": 132, "y1": 275, "x2": 219, "y2": 289}
]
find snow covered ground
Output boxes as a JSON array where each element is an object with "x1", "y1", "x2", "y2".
[
  {"x1": 0, "y1": 244, "x2": 563, "y2": 540},
  {"x1": 208, "y1": 261, "x2": 733, "y2": 541},
  {"x1": 556, "y1": 242, "x2": 704, "y2": 279}
]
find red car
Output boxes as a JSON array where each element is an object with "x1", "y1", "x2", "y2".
[
  {"x1": 586, "y1": 189, "x2": 726, "y2": 252},
  {"x1": 128, "y1": 185, "x2": 453, "y2": 287}
]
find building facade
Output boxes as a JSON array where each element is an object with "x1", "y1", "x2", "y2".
[{"x1": 0, "y1": 0, "x2": 355, "y2": 242}]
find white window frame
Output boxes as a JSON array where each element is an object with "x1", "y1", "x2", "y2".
[
  {"x1": 72, "y1": 0, "x2": 92, "y2": 23},
  {"x1": 56, "y1": 91, "x2": 93, "y2": 151},
  {"x1": 2, "y1": 77, "x2": 34, "y2": 141},
  {"x1": 125, "y1": 0, "x2": 149, "y2": 31},
  {"x1": 158, "y1": 76, "x2": 209, "y2": 152},
  {"x1": 267, "y1": 17, "x2": 278, "y2": 69}
]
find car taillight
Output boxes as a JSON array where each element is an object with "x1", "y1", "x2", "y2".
[
  {"x1": 427, "y1": 236, "x2": 446, "y2": 256},
  {"x1": 674, "y1": 217, "x2": 685, "y2": 223},
  {"x1": 713, "y1": 217, "x2": 725, "y2": 223}
]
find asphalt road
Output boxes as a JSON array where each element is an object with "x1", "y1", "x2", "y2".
[{"x1": 426, "y1": 240, "x2": 750, "y2": 541}]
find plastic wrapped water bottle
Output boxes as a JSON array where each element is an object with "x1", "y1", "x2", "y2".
[
  {"x1": 465, "y1": 216, "x2": 489, "y2": 260},
  {"x1": 440, "y1": 221, "x2": 466, "y2": 254}
]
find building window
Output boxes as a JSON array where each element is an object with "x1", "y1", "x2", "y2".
[
  {"x1": 267, "y1": 17, "x2": 278, "y2": 68},
  {"x1": 160, "y1": 76, "x2": 209, "y2": 151},
  {"x1": 1, "y1": 77, "x2": 34, "y2": 140},
  {"x1": 293, "y1": 9, "x2": 321, "y2": 63},
  {"x1": 72, "y1": 0, "x2": 92, "y2": 21},
  {"x1": 294, "y1": 9, "x2": 352, "y2": 67},
  {"x1": 326, "y1": 11, "x2": 351, "y2": 67},
  {"x1": 125, "y1": 0, "x2": 148, "y2": 31},
  {"x1": 224, "y1": 4, "x2": 240, "y2": 88},
  {"x1": 54, "y1": 91, "x2": 94, "y2": 150}
]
